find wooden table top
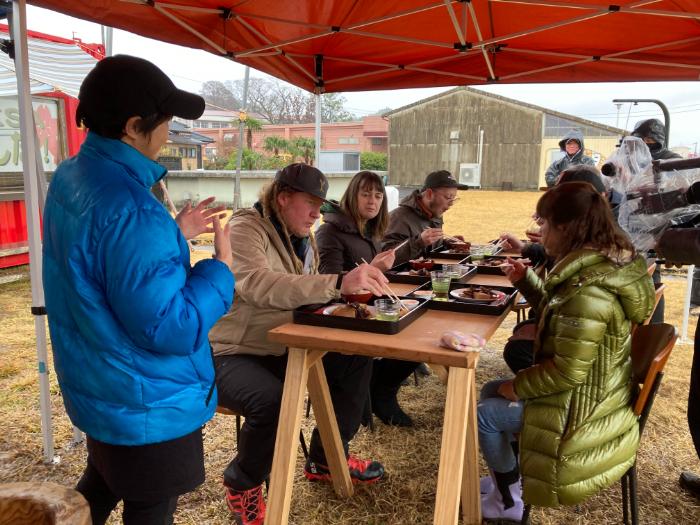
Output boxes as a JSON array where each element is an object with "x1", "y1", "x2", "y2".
[
  {"x1": 465, "y1": 273, "x2": 512, "y2": 287},
  {"x1": 269, "y1": 304, "x2": 512, "y2": 368}
]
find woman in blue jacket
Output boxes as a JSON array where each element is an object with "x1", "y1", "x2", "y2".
[{"x1": 42, "y1": 55, "x2": 235, "y2": 524}]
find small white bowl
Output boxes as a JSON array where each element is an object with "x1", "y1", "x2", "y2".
[{"x1": 401, "y1": 299, "x2": 420, "y2": 310}]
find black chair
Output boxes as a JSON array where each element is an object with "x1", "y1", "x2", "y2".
[{"x1": 522, "y1": 323, "x2": 677, "y2": 525}]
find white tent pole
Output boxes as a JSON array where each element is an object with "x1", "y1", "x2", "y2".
[
  {"x1": 314, "y1": 92, "x2": 321, "y2": 167},
  {"x1": 681, "y1": 265, "x2": 695, "y2": 344},
  {"x1": 10, "y1": 0, "x2": 55, "y2": 464}
]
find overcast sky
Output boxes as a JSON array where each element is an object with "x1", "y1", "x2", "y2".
[{"x1": 23, "y1": 5, "x2": 700, "y2": 151}]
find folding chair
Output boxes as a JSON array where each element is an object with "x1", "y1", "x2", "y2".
[{"x1": 521, "y1": 323, "x2": 678, "y2": 525}]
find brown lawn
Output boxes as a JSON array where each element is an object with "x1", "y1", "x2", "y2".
[{"x1": 1, "y1": 190, "x2": 699, "y2": 524}]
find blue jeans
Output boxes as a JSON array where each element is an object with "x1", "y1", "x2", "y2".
[{"x1": 477, "y1": 379, "x2": 524, "y2": 473}]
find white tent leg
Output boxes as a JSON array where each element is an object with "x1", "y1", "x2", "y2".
[
  {"x1": 681, "y1": 265, "x2": 695, "y2": 344},
  {"x1": 10, "y1": 0, "x2": 56, "y2": 463},
  {"x1": 314, "y1": 92, "x2": 321, "y2": 167}
]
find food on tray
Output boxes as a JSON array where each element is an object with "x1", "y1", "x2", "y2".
[
  {"x1": 440, "y1": 330, "x2": 485, "y2": 352},
  {"x1": 331, "y1": 302, "x2": 373, "y2": 319},
  {"x1": 473, "y1": 258, "x2": 506, "y2": 267},
  {"x1": 444, "y1": 239, "x2": 471, "y2": 253},
  {"x1": 451, "y1": 286, "x2": 507, "y2": 304},
  {"x1": 409, "y1": 257, "x2": 435, "y2": 270},
  {"x1": 408, "y1": 268, "x2": 431, "y2": 276},
  {"x1": 412, "y1": 290, "x2": 434, "y2": 298}
]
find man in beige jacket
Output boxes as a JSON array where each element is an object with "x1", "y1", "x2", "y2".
[{"x1": 209, "y1": 163, "x2": 388, "y2": 525}]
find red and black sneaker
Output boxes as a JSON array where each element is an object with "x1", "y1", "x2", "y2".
[
  {"x1": 224, "y1": 483, "x2": 266, "y2": 525},
  {"x1": 303, "y1": 455, "x2": 385, "y2": 484}
]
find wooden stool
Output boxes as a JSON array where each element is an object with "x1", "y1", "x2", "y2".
[
  {"x1": 217, "y1": 406, "x2": 309, "y2": 459},
  {"x1": 0, "y1": 482, "x2": 90, "y2": 525},
  {"x1": 512, "y1": 294, "x2": 529, "y2": 323}
]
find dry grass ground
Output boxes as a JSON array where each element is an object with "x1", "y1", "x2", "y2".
[{"x1": 1, "y1": 190, "x2": 699, "y2": 524}]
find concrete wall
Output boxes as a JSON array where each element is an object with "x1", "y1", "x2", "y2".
[
  {"x1": 164, "y1": 170, "x2": 387, "y2": 208},
  {"x1": 388, "y1": 90, "x2": 543, "y2": 189}
]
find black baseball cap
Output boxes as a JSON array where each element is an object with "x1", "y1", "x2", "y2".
[
  {"x1": 422, "y1": 170, "x2": 469, "y2": 190},
  {"x1": 77, "y1": 54, "x2": 205, "y2": 128},
  {"x1": 275, "y1": 163, "x2": 330, "y2": 201}
]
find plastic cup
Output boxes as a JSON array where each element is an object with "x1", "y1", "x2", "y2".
[
  {"x1": 430, "y1": 271, "x2": 452, "y2": 301},
  {"x1": 375, "y1": 299, "x2": 401, "y2": 321}
]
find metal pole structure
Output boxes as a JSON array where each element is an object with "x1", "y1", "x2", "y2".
[
  {"x1": 612, "y1": 98, "x2": 670, "y2": 147},
  {"x1": 10, "y1": 0, "x2": 56, "y2": 463},
  {"x1": 234, "y1": 66, "x2": 250, "y2": 210},
  {"x1": 314, "y1": 92, "x2": 321, "y2": 166},
  {"x1": 681, "y1": 265, "x2": 695, "y2": 344},
  {"x1": 102, "y1": 26, "x2": 113, "y2": 57}
]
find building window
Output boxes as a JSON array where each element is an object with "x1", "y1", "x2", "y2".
[
  {"x1": 544, "y1": 114, "x2": 618, "y2": 138},
  {"x1": 338, "y1": 137, "x2": 360, "y2": 145},
  {"x1": 370, "y1": 137, "x2": 384, "y2": 146}
]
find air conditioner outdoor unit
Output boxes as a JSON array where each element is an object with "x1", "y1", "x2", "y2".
[{"x1": 458, "y1": 163, "x2": 481, "y2": 188}]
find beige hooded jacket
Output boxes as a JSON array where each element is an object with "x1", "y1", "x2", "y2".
[{"x1": 209, "y1": 208, "x2": 340, "y2": 357}]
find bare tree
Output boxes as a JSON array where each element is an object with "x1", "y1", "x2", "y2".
[
  {"x1": 226, "y1": 77, "x2": 356, "y2": 124},
  {"x1": 200, "y1": 80, "x2": 239, "y2": 110}
]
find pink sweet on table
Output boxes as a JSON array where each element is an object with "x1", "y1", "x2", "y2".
[{"x1": 440, "y1": 330, "x2": 485, "y2": 352}]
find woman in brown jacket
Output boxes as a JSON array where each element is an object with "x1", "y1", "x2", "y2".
[{"x1": 317, "y1": 171, "x2": 419, "y2": 427}]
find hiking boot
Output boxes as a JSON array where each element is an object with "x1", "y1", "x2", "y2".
[
  {"x1": 371, "y1": 385, "x2": 414, "y2": 427},
  {"x1": 680, "y1": 471, "x2": 700, "y2": 500},
  {"x1": 416, "y1": 362, "x2": 432, "y2": 376},
  {"x1": 224, "y1": 484, "x2": 266, "y2": 525},
  {"x1": 481, "y1": 468, "x2": 523, "y2": 523},
  {"x1": 304, "y1": 455, "x2": 385, "y2": 484}
]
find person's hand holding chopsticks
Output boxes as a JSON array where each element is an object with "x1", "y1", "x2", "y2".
[
  {"x1": 341, "y1": 263, "x2": 388, "y2": 297},
  {"x1": 421, "y1": 227, "x2": 443, "y2": 246},
  {"x1": 370, "y1": 249, "x2": 396, "y2": 272},
  {"x1": 500, "y1": 256, "x2": 528, "y2": 284}
]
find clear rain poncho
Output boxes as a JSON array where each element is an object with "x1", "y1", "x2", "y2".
[{"x1": 604, "y1": 136, "x2": 700, "y2": 252}]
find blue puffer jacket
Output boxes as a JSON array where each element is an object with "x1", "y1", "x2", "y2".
[{"x1": 43, "y1": 132, "x2": 234, "y2": 446}]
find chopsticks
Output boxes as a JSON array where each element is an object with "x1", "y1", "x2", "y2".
[
  {"x1": 442, "y1": 234, "x2": 463, "y2": 243},
  {"x1": 391, "y1": 238, "x2": 409, "y2": 252},
  {"x1": 360, "y1": 258, "x2": 407, "y2": 309}
]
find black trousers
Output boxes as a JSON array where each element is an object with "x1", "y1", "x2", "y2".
[
  {"x1": 215, "y1": 352, "x2": 373, "y2": 491},
  {"x1": 370, "y1": 358, "x2": 419, "y2": 396},
  {"x1": 77, "y1": 460, "x2": 178, "y2": 525},
  {"x1": 690, "y1": 318, "x2": 700, "y2": 459},
  {"x1": 651, "y1": 263, "x2": 665, "y2": 324}
]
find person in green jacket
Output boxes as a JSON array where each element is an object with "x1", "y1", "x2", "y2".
[{"x1": 478, "y1": 182, "x2": 655, "y2": 522}]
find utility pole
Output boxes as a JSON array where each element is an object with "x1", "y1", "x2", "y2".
[
  {"x1": 234, "y1": 66, "x2": 250, "y2": 210},
  {"x1": 614, "y1": 103, "x2": 622, "y2": 128}
]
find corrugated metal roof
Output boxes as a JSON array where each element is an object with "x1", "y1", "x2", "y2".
[{"x1": 0, "y1": 29, "x2": 98, "y2": 98}]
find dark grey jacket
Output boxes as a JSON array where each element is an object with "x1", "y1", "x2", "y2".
[
  {"x1": 544, "y1": 129, "x2": 596, "y2": 187},
  {"x1": 632, "y1": 119, "x2": 682, "y2": 161},
  {"x1": 382, "y1": 190, "x2": 442, "y2": 264},
  {"x1": 316, "y1": 207, "x2": 382, "y2": 274}
]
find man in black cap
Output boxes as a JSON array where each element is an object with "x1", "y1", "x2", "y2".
[
  {"x1": 382, "y1": 169, "x2": 468, "y2": 263},
  {"x1": 209, "y1": 163, "x2": 388, "y2": 525}
]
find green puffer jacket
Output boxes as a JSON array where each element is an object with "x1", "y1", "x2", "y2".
[{"x1": 513, "y1": 249, "x2": 654, "y2": 507}]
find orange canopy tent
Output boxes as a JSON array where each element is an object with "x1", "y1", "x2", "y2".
[{"x1": 29, "y1": 0, "x2": 700, "y2": 93}]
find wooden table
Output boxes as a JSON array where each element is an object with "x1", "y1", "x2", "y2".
[{"x1": 265, "y1": 273, "x2": 512, "y2": 525}]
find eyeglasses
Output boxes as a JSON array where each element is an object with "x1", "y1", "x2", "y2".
[{"x1": 435, "y1": 192, "x2": 460, "y2": 203}]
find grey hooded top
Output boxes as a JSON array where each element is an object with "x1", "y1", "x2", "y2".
[{"x1": 544, "y1": 129, "x2": 596, "y2": 187}]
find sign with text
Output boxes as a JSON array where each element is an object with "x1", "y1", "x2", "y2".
[{"x1": 0, "y1": 96, "x2": 63, "y2": 173}]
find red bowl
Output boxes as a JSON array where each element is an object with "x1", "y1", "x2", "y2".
[
  {"x1": 341, "y1": 290, "x2": 373, "y2": 303},
  {"x1": 410, "y1": 259, "x2": 435, "y2": 270}
]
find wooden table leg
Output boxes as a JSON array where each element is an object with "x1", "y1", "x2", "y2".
[
  {"x1": 433, "y1": 366, "x2": 470, "y2": 524},
  {"x1": 307, "y1": 360, "x2": 354, "y2": 498},
  {"x1": 460, "y1": 368, "x2": 481, "y2": 525},
  {"x1": 428, "y1": 363, "x2": 449, "y2": 385},
  {"x1": 265, "y1": 348, "x2": 311, "y2": 525}
]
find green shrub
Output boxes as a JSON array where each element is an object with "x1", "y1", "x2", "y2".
[{"x1": 360, "y1": 151, "x2": 387, "y2": 171}]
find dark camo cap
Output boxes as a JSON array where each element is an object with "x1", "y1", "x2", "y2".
[{"x1": 275, "y1": 163, "x2": 330, "y2": 201}]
